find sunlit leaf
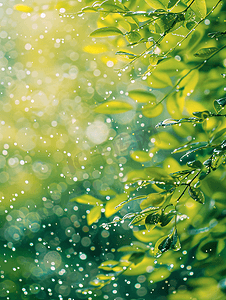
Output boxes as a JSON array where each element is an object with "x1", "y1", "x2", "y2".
[
  {"x1": 148, "y1": 267, "x2": 171, "y2": 282},
  {"x1": 105, "y1": 193, "x2": 128, "y2": 218},
  {"x1": 151, "y1": 131, "x2": 180, "y2": 149},
  {"x1": 128, "y1": 90, "x2": 156, "y2": 103},
  {"x1": 87, "y1": 206, "x2": 102, "y2": 225},
  {"x1": 83, "y1": 44, "x2": 109, "y2": 54},
  {"x1": 140, "y1": 193, "x2": 165, "y2": 210},
  {"x1": 142, "y1": 102, "x2": 164, "y2": 118},
  {"x1": 147, "y1": 71, "x2": 172, "y2": 89},
  {"x1": 194, "y1": 47, "x2": 218, "y2": 58},
  {"x1": 115, "y1": 51, "x2": 137, "y2": 59},
  {"x1": 90, "y1": 27, "x2": 123, "y2": 37},
  {"x1": 126, "y1": 32, "x2": 141, "y2": 43},
  {"x1": 145, "y1": 0, "x2": 166, "y2": 9},
  {"x1": 94, "y1": 101, "x2": 133, "y2": 114},
  {"x1": 70, "y1": 194, "x2": 103, "y2": 205},
  {"x1": 179, "y1": 69, "x2": 199, "y2": 97},
  {"x1": 13, "y1": 4, "x2": 33, "y2": 12},
  {"x1": 192, "y1": 0, "x2": 207, "y2": 19},
  {"x1": 130, "y1": 150, "x2": 151, "y2": 162}
]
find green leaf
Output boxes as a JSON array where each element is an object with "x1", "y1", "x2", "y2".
[
  {"x1": 211, "y1": 151, "x2": 226, "y2": 170},
  {"x1": 115, "y1": 194, "x2": 147, "y2": 210},
  {"x1": 194, "y1": 47, "x2": 218, "y2": 58},
  {"x1": 160, "y1": 210, "x2": 176, "y2": 227},
  {"x1": 192, "y1": 0, "x2": 207, "y2": 19},
  {"x1": 172, "y1": 141, "x2": 208, "y2": 153},
  {"x1": 154, "y1": 234, "x2": 172, "y2": 257},
  {"x1": 186, "y1": 21, "x2": 196, "y2": 30},
  {"x1": 90, "y1": 27, "x2": 123, "y2": 37},
  {"x1": 151, "y1": 131, "x2": 180, "y2": 149},
  {"x1": 130, "y1": 150, "x2": 151, "y2": 162},
  {"x1": 70, "y1": 194, "x2": 103, "y2": 205},
  {"x1": 128, "y1": 252, "x2": 145, "y2": 265},
  {"x1": 126, "y1": 32, "x2": 141, "y2": 43},
  {"x1": 140, "y1": 193, "x2": 166, "y2": 210},
  {"x1": 187, "y1": 160, "x2": 203, "y2": 169},
  {"x1": 118, "y1": 241, "x2": 149, "y2": 252},
  {"x1": 145, "y1": 0, "x2": 166, "y2": 9},
  {"x1": 115, "y1": 51, "x2": 137, "y2": 59},
  {"x1": 105, "y1": 193, "x2": 128, "y2": 218},
  {"x1": 209, "y1": 128, "x2": 226, "y2": 144},
  {"x1": 213, "y1": 96, "x2": 226, "y2": 113},
  {"x1": 94, "y1": 101, "x2": 133, "y2": 114},
  {"x1": 167, "y1": 0, "x2": 178, "y2": 9},
  {"x1": 192, "y1": 110, "x2": 210, "y2": 119},
  {"x1": 142, "y1": 102, "x2": 164, "y2": 118},
  {"x1": 147, "y1": 71, "x2": 172, "y2": 89},
  {"x1": 87, "y1": 206, "x2": 102, "y2": 225},
  {"x1": 128, "y1": 90, "x2": 156, "y2": 103},
  {"x1": 188, "y1": 186, "x2": 205, "y2": 204}
]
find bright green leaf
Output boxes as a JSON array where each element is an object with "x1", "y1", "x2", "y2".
[
  {"x1": 94, "y1": 101, "x2": 133, "y2": 114},
  {"x1": 87, "y1": 206, "x2": 102, "y2": 225},
  {"x1": 128, "y1": 90, "x2": 156, "y2": 103},
  {"x1": 142, "y1": 102, "x2": 164, "y2": 118},
  {"x1": 194, "y1": 47, "x2": 218, "y2": 58},
  {"x1": 70, "y1": 194, "x2": 103, "y2": 205},
  {"x1": 130, "y1": 150, "x2": 151, "y2": 162},
  {"x1": 90, "y1": 27, "x2": 123, "y2": 37}
]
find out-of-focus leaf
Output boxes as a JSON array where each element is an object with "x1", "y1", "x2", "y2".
[
  {"x1": 151, "y1": 131, "x2": 180, "y2": 149},
  {"x1": 128, "y1": 252, "x2": 145, "y2": 265},
  {"x1": 148, "y1": 71, "x2": 172, "y2": 89},
  {"x1": 128, "y1": 90, "x2": 156, "y2": 103},
  {"x1": 83, "y1": 44, "x2": 109, "y2": 54},
  {"x1": 98, "y1": 260, "x2": 119, "y2": 271},
  {"x1": 179, "y1": 69, "x2": 199, "y2": 97},
  {"x1": 166, "y1": 93, "x2": 185, "y2": 118},
  {"x1": 188, "y1": 186, "x2": 205, "y2": 204},
  {"x1": 94, "y1": 101, "x2": 133, "y2": 114},
  {"x1": 148, "y1": 267, "x2": 171, "y2": 282},
  {"x1": 118, "y1": 241, "x2": 149, "y2": 252},
  {"x1": 13, "y1": 4, "x2": 33, "y2": 12},
  {"x1": 87, "y1": 206, "x2": 102, "y2": 225},
  {"x1": 90, "y1": 27, "x2": 123, "y2": 37},
  {"x1": 70, "y1": 194, "x2": 103, "y2": 205},
  {"x1": 130, "y1": 150, "x2": 151, "y2": 162},
  {"x1": 105, "y1": 193, "x2": 128, "y2": 218},
  {"x1": 186, "y1": 21, "x2": 196, "y2": 30},
  {"x1": 194, "y1": 47, "x2": 218, "y2": 58},
  {"x1": 142, "y1": 102, "x2": 164, "y2": 118}
]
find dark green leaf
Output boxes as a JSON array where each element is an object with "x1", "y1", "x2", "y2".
[
  {"x1": 209, "y1": 128, "x2": 226, "y2": 144},
  {"x1": 128, "y1": 252, "x2": 145, "y2": 265},
  {"x1": 187, "y1": 160, "x2": 203, "y2": 169},
  {"x1": 188, "y1": 186, "x2": 205, "y2": 204},
  {"x1": 160, "y1": 210, "x2": 176, "y2": 227},
  {"x1": 126, "y1": 31, "x2": 141, "y2": 43},
  {"x1": 194, "y1": 47, "x2": 218, "y2": 58},
  {"x1": 214, "y1": 96, "x2": 226, "y2": 113},
  {"x1": 186, "y1": 21, "x2": 196, "y2": 30},
  {"x1": 167, "y1": 0, "x2": 178, "y2": 9},
  {"x1": 192, "y1": 110, "x2": 210, "y2": 119}
]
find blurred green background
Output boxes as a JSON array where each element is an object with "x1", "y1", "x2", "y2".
[{"x1": 0, "y1": 0, "x2": 226, "y2": 300}]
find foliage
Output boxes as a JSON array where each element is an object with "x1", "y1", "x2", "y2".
[{"x1": 70, "y1": 0, "x2": 226, "y2": 298}]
